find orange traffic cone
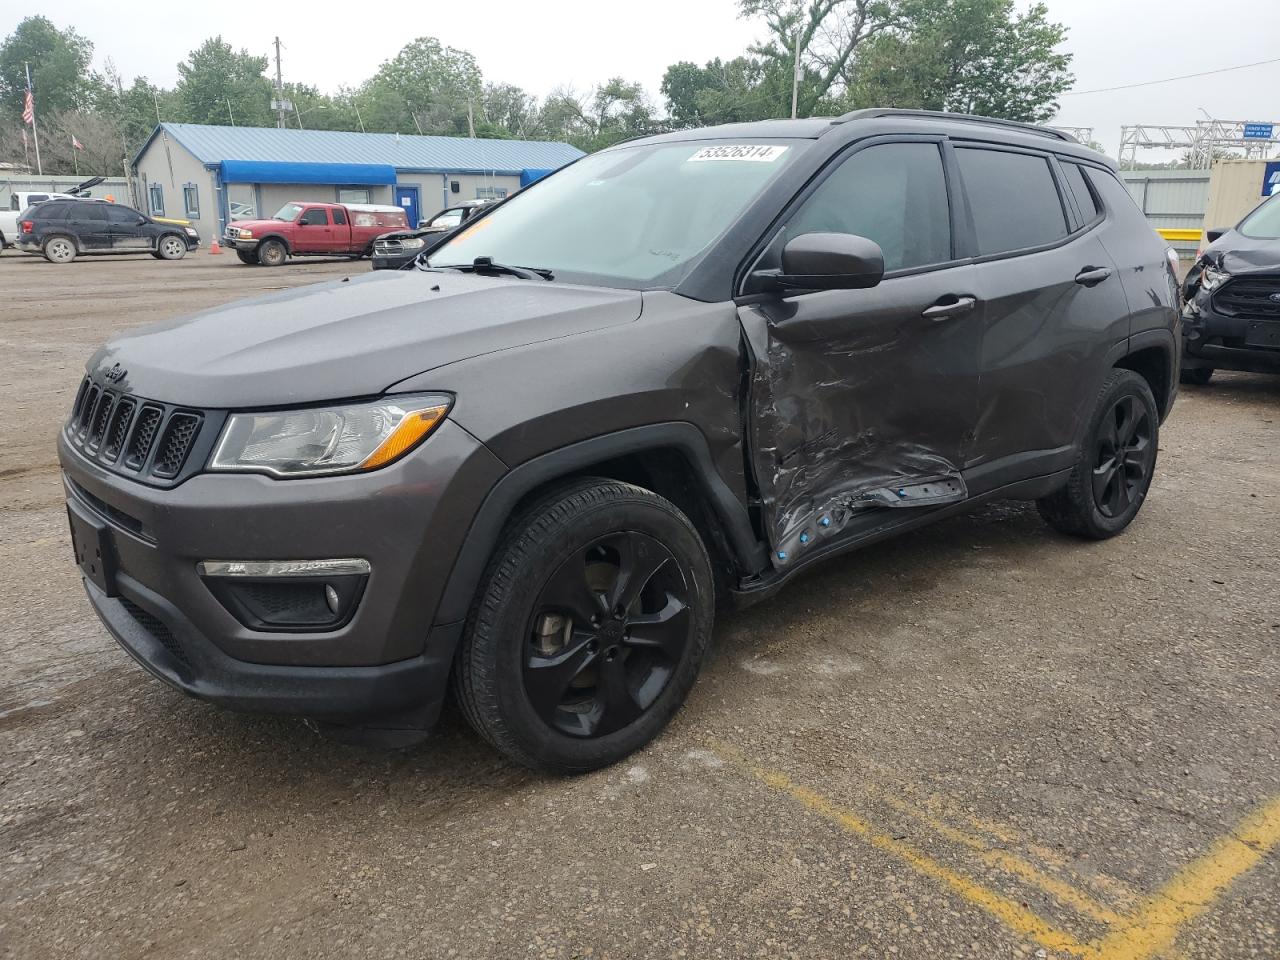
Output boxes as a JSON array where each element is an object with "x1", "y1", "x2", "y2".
[{"x1": 209, "y1": 238, "x2": 222, "y2": 255}]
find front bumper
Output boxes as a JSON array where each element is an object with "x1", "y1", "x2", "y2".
[
  {"x1": 58, "y1": 419, "x2": 505, "y2": 720},
  {"x1": 223, "y1": 232, "x2": 260, "y2": 249},
  {"x1": 1183, "y1": 295, "x2": 1280, "y2": 374}
]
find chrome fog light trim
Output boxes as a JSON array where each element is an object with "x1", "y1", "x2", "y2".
[{"x1": 197, "y1": 559, "x2": 371, "y2": 578}]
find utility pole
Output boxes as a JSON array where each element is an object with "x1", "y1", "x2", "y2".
[
  {"x1": 467, "y1": 100, "x2": 476, "y2": 138},
  {"x1": 353, "y1": 101, "x2": 366, "y2": 134},
  {"x1": 790, "y1": 26, "x2": 801, "y2": 119},
  {"x1": 273, "y1": 36, "x2": 285, "y2": 128}
]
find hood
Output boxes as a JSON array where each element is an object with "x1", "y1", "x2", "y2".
[
  {"x1": 89, "y1": 271, "x2": 642, "y2": 408},
  {"x1": 229, "y1": 217, "x2": 285, "y2": 232},
  {"x1": 1208, "y1": 231, "x2": 1280, "y2": 275}
]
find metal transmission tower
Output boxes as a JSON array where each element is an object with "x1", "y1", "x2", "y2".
[
  {"x1": 1049, "y1": 126, "x2": 1094, "y2": 144},
  {"x1": 1118, "y1": 119, "x2": 1280, "y2": 169}
]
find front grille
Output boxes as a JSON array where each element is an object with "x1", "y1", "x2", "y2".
[
  {"x1": 65, "y1": 376, "x2": 212, "y2": 486},
  {"x1": 101, "y1": 398, "x2": 136, "y2": 463},
  {"x1": 119, "y1": 597, "x2": 188, "y2": 666},
  {"x1": 125, "y1": 405, "x2": 163, "y2": 470},
  {"x1": 85, "y1": 392, "x2": 115, "y2": 452},
  {"x1": 151, "y1": 413, "x2": 201, "y2": 478},
  {"x1": 1213, "y1": 276, "x2": 1280, "y2": 320},
  {"x1": 375, "y1": 239, "x2": 403, "y2": 255}
]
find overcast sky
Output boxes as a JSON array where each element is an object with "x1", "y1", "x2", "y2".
[{"x1": 7, "y1": 0, "x2": 1279, "y2": 159}]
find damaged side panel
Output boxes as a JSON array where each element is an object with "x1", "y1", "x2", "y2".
[{"x1": 739, "y1": 266, "x2": 984, "y2": 567}]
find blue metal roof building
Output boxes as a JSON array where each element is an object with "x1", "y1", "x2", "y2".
[{"x1": 132, "y1": 122, "x2": 584, "y2": 242}]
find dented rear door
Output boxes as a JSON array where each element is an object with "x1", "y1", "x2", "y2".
[{"x1": 738, "y1": 138, "x2": 983, "y2": 568}]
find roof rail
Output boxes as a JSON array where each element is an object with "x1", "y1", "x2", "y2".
[{"x1": 833, "y1": 109, "x2": 1075, "y2": 142}]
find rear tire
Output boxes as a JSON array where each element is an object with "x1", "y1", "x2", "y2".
[
  {"x1": 453, "y1": 479, "x2": 715, "y2": 773},
  {"x1": 1037, "y1": 369, "x2": 1159, "y2": 540},
  {"x1": 236, "y1": 249, "x2": 260, "y2": 265},
  {"x1": 43, "y1": 235, "x2": 77, "y2": 264},
  {"x1": 1180, "y1": 366, "x2": 1213, "y2": 386},
  {"x1": 157, "y1": 234, "x2": 187, "y2": 260},
  {"x1": 258, "y1": 239, "x2": 287, "y2": 266}
]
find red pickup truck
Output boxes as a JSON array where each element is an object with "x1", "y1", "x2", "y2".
[{"x1": 224, "y1": 201, "x2": 409, "y2": 266}]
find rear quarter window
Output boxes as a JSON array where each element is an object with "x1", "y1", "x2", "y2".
[
  {"x1": 1060, "y1": 162, "x2": 1100, "y2": 223},
  {"x1": 33, "y1": 202, "x2": 71, "y2": 220},
  {"x1": 956, "y1": 147, "x2": 1068, "y2": 255}
]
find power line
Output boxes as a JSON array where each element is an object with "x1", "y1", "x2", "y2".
[{"x1": 1061, "y1": 57, "x2": 1280, "y2": 96}]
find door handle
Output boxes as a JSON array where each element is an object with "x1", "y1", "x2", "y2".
[
  {"x1": 922, "y1": 295, "x2": 977, "y2": 320},
  {"x1": 1075, "y1": 266, "x2": 1113, "y2": 287}
]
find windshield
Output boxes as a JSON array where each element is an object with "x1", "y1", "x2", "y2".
[
  {"x1": 273, "y1": 202, "x2": 304, "y2": 221},
  {"x1": 428, "y1": 140, "x2": 805, "y2": 287},
  {"x1": 1239, "y1": 194, "x2": 1280, "y2": 239}
]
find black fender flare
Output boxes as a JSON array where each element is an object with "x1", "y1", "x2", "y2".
[
  {"x1": 1108, "y1": 327, "x2": 1178, "y2": 415},
  {"x1": 432, "y1": 422, "x2": 768, "y2": 626}
]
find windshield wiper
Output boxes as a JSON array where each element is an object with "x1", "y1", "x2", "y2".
[{"x1": 425, "y1": 256, "x2": 554, "y2": 280}]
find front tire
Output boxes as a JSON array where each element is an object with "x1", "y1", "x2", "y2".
[
  {"x1": 258, "y1": 239, "x2": 287, "y2": 266},
  {"x1": 1180, "y1": 366, "x2": 1213, "y2": 386},
  {"x1": 236, "y1": 249, "x2": 260, "y2": 265},
  {"x1": 1037, "y1": 369, "x2": 1159, "y2": 540},
  {"x1": 453, "y1": 479, "x2": 715, "y2": 773},
  {"x1": 157, "y1": 234, "x2": 187, "y2": 260},
  {"x1": 43, "y1": 235, "x2": 77, "y2": 263}
]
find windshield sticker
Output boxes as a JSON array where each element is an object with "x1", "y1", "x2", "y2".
[{"x1": 687, "y1": 144, "x2": 788, "y2": 163}]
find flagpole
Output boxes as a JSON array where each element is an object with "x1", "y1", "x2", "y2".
[
  {"x1": 71, "y1": 136, "x2": 79, "y2": 177},
  {"x1": 25, "y1": 63, "x2": 42, "y2": 175}
]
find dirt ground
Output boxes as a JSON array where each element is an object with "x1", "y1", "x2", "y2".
[{"x1": 1, "y1": 253, "x2": 1277, "y2": 960}]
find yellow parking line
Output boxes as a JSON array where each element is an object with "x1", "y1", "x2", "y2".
[
  {"x1": 732, "y1": 758, "x2": 1094, "y2": 956},
  {"x1": 1092, "y1": 794, "x2": 1280, "y2": 960},
  {"x1": 876, "y1": 790, "x2": 1124, "y2": 926}
]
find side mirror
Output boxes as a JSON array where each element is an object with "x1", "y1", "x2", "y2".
[
  {"x1": 1205, "y1": 227, "x2": 1226, "y2": 244},
  {"x1": 756, "y1": 233, "x2": 885, "y2": 292},
  {"x1": 136, "y1": 216, "x2": 147, "y2": 225}
]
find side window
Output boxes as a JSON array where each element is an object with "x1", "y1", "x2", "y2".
[
  {"x1": 777, "y1": 142, "x2": 952, "y2": 273},
  {"x1": 1060, "y1": 162, "x2": 1100, "y2": 223},
  {"x1": 37, "y1": 202, "x2": 70, "y2": 221},
  {"x1": 956, "y1": 148, "x2": 1067, "y2": 255},
  {"x1": 148, "y1": 183, "x2": 164, "y2": 217},
  {"x1": 183, "y1": 183, "x2": 200, "y2": 219},
  {"x1": 106, "y1": 205, "x2": 140, "y2": 223},
  {"x1": 81, "y1": 205, "x2": 109, "y2": 222},
  {"x1": 332, "y1": 208, "x2": 347, "y2": 225},
  {"x1": 1086, "y1": 167, "x2": 1146, "y2": 221},
  {"x1": 299, "y1": 208, "x2": 329, "y2": 226}
]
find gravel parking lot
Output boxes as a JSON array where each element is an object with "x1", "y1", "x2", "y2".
[{"x1": 2, "y1": 253, "x2": 1277, "y2": 960}]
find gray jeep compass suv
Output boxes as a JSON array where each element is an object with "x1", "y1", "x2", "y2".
[{"x1": 59, "y1": 110, "x2": 1180, "y2": 772}]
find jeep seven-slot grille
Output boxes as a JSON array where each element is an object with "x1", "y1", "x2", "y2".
[
  {"x1": 151, "y1": 413, "x2": 201, "y2": 478},
  {"x1": 1213, "y1": 276, "x2": 1280, "y2": 321},
  {"x1": 65, "y1": 376, "x2": 207, "y2": 484}
]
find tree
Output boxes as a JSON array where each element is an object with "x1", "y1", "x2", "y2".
[
  {"x1": 661, "y1": 57, "x2": 785, "y2": 127},
  {"x1": 173, "y1": 37, "x2": 273, "y2": 127},
  {"x1": 540, "y1": 79, "x2": 659, "y2": 152},
  {"x1": 360, "y1": 37, "x2": 482, "y2": 135},
  {"x1": 846, "y1": 0, "x2": 1072, "y2": 122},
  {"x1": 478, "y1": 83, "x2": 541, "y2": 139},
  {"x1": 0, "y1": 16, "x2": 101, "y2": 124},
  {"x1": 739, "y1": 0, "x2": 904, "y2": 116}
]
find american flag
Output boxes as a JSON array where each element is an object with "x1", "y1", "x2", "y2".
[
  {"x1": 22, "y1": 86, "x2": 34, "y2": 125},
  {"x1": 71, "y1": 134, "x2": 83, "y2": 150}
]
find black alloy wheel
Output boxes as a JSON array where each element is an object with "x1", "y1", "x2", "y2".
[
  {"x1": 523, "y1": 532, "x2": 692, "y2": 738},
  {"x1": 453, "y1": 479, "x2": 714, "y2": 773},
  {"x1": 1091, "y1": 394, "x2": 1154, "y2": 519},
  {"x1": 1037, "y1": 368, "x2": 1159, "y2": 540}
]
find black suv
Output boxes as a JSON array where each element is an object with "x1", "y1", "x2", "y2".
[
  {"x1": 17, "y1": 200, "x2": 199, "y2": 263},
  {"x1": 59, "y1": 111, "x2": 1180, "y2": 772},
  {"x1": 1181, "y1": 191, "x2": 1280, "y2": 383}
]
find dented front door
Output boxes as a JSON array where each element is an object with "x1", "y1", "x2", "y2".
[
  {"x1": 736, "y1": 137, "x2": 983, "y2": 568},
  {"x1": 741, "y1": 264, "x2": 983, "y2": 566}
]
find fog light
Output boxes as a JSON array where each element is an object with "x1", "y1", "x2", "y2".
[{"x1": 197, "y1": 558, "x2": 369, "y2": 632}]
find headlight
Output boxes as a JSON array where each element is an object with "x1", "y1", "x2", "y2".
[
  {"x1": 210, "y1": 394, "x2": 451, "y2": 478},
  {"x1": 399, "y1": 237, "x2": 426, "y2": 250},
  {"x1": 238, "y1": 229, "x2": 253, "y2": 239},
  {"x1": 1199, "y1": 265, "x2": 1230, "y2": 291},
  {"x1": 184, "y1": 227, "x2": 199, "y2": 237}
]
